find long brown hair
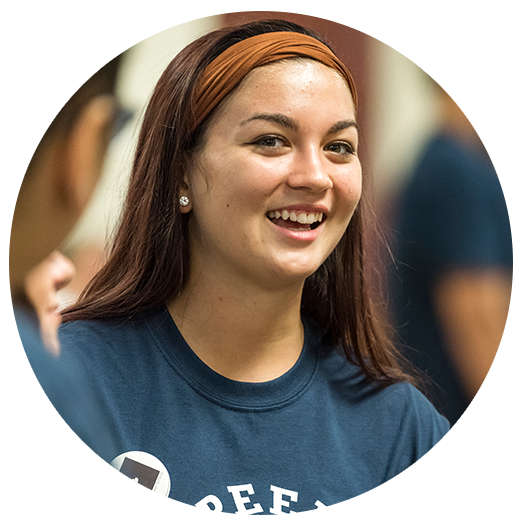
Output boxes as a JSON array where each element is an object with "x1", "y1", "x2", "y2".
[{"x1": 62, "y1": 19, "x2": 417, "y2": 388}]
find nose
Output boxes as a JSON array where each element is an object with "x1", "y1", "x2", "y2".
[{"x1": 287, "y1": 147, "x2": 333, "y2": 193}]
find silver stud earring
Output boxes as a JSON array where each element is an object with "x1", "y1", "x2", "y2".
[{"x1": 179, "y1": 196, "x2": 190, "y2": 207}]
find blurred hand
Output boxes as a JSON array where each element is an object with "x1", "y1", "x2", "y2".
[{"x1": 24, "y1": 251, "x2": 75, "y2": 355}]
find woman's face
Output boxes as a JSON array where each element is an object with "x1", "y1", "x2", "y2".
[{"x1": 185, "y1": 59, "x2": 362, "y2": 289}]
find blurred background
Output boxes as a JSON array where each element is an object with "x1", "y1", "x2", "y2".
[{"x1": 55, "y1": 12, "x2": 512, "y2": 426}]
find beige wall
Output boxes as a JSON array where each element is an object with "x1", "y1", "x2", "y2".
[
  {"x1": 367, "y1": 36, "x2": 440, "y2": 202},
  {"x1": 64, "y1": 15, "x2": 221, "y2": 253}
]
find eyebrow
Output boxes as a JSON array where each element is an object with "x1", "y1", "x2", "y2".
[
  {"x1": 328, "y1": 119, "x2": 360, "y2": 135},
  {"x1": 240, "y1": 113, "x2": 359, "y2": 135},
  {"x1": 240, "y1": 113, "x2": 298, "y2": 131}
]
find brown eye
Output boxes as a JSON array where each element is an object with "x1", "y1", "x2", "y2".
[
  {"x1": 254, "y1": 135, "x2": 286, "y2": 149},
  {"x1": 325, "y1": 141, "x2": 355, "y2": 157}
]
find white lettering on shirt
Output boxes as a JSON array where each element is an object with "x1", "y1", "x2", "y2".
[
  {"x1": 195, "y1": 494, "x2": 223, "y2": 512},
  {"x1": 227, "y1": 484, "x2": 264, "y2": 515},
  {"x1": 269, "y1": 485, "x2": 298, "y2": 514}
]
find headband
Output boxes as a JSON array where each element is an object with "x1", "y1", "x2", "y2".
[{"x1": 192, "y1": 31, "x2": 358, "y2": 131}]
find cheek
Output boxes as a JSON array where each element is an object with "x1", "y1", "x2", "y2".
[
  {"x1": 337, "y1": 167, "x2": 362, "y2": 213},
  {"x1": 222, "y1": 159, "x2": 284, "y2": 207},
  {"x1": 352, "y1": 176, "x2": 363, "y2": 205}
]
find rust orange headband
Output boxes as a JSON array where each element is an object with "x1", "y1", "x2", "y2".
[{"x1": 192, "y1": 31, "x2": 358, "y2": 131}]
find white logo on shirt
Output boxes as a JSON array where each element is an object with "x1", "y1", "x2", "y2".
[
  {"x1": 111, "y1": 451, "x2": 171, "y2": 497},
  {"x1": 195, "y1": 483, "x2": 326, "y2": 514}
]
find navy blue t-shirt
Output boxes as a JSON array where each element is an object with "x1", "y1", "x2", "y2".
[
  {"x1": 390, "y1": 132, "x2": 513, "y2": 425},
  {"x1": 57, "y1": 306, "x2": 448, "y2": 514}
]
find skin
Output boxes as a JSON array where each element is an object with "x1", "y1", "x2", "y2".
[
  {"x1": 169, "y1": 60, "x2": 361, "y2": 382},
  {"x1": 434, "y1": 269, "x2": 511, "y2": 398}
]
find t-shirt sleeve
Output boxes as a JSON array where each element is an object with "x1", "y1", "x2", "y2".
[
  {"x1": 384, "y1": 383, "x2": 450, "y2": 481},
  {"x1": 399, "y1": 136, "x2": 513, "y2": 276}
]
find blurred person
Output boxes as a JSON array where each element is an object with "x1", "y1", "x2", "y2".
[
  {"x1": 389, "y1": 82, "x2": 512, "y2": 425},
  {"x1": 10, "y1": 53, "x2": 123, "y2": 461},
  {"x1": 59, "y1": 20, "x2": 448, "y2": 513},
  {"x1": 24, "y1": 250, "x2": 75, "y2": 354}
]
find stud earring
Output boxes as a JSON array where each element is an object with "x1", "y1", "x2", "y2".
[{"x1": 179, "y1": 196, "x2": 190, "y2": 207}]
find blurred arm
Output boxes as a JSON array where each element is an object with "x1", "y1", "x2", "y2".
[{"x1": 433, "y1": 269, "x2": 512, "y2": 399}]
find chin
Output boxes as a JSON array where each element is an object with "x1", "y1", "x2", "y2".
[{"x1": 269, "y1": 260, "x2": 323, "y2": 285}]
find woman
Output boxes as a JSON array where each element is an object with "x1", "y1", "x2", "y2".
[{"x1": 59, "y1": 19, "x2": 448, "y2": 513}]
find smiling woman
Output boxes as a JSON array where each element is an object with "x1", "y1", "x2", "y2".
[{"x1": 56, "y1": 19, "x2": 449, "y2": 513}]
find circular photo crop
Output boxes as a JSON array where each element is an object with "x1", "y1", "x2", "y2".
[{"x1": 9, "y1": 10, "x2": 514, "y2": 519}]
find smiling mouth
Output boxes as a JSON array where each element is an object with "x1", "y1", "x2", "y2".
[{"x1": 266, "y1": 209, "x2": 324, "y2": 231}]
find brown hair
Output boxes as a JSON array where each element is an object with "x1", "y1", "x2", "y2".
[{"x1": 62, "y1": 19, "x2": 416, "y2": 388}]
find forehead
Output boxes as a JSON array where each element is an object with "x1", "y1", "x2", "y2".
[{"x1": 211, "y1": 58, "x2": 356, "y2": 123}]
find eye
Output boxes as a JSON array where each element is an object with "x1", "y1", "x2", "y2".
[
  {"x1": 250, "y1": 135, "x2": 288, "y2": 152},
  {"x1": 325, "y1": 141, "x2": 356, "y2": 158}
]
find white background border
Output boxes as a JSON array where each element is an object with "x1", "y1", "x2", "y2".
[{"x1": 2, "y1": 2, "x2": 523, "y2": 525}]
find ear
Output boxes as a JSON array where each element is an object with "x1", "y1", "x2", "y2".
[
  {"x1": 178, "y1": 172, "x2": 193, "y2": 212},
  {"x1": 60, "y1": 95, "x2": 116, "y2": 213}
]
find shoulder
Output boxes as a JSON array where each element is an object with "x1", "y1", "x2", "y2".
[
  {"x1": 58, "y1": 308, "x2": 165, "y2": 368},
  {"x1": 59, "y1": 317, "x2": 127, "y2": 357},
  {"x1": 59, "y1": 308, "x2": 159, "y2": 344},
  {"x1": 383, "y1": 382, "x2": 450, "y2": 433},
  {"x1": 408, "y1": 133, "x2": 497, "y2": 199},
  {"x1": 316, "y1": 342, "x2": 449, "y2": 440},
  {"x1": 60, "y1": 316, "x2": 130, "y2": 341},
  {"x1": 379, "y1": 382, "x2": 450, "y2": 476}
]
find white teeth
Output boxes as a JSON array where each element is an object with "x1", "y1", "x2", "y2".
[
  {"x1": 267, "y1": 209, "x2": 324, "y2": 225},
  {"x1": 297, "y1": 213, "x2": 307, "y2": 224}
]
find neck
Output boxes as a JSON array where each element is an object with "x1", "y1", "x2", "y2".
[{"x1": 168, "y1": 268, "x2": 305, "y2": 383}]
